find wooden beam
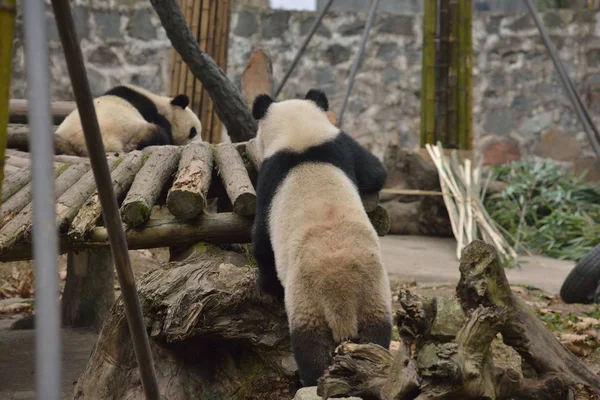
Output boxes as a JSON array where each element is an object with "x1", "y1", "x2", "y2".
[{"x1": 9, "y1": 99, "x2": 75, "y2": 125}]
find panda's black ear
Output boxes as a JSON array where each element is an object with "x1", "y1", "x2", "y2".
[
  {"x1": 171, "y1": 94, "x2": 190, "y2": 109},
  {"x1": 252, "y1": 94, "x2": 274, "y2": 120},
  {"x1": 305, "y1": 89, "x2": 328, "y2": 112}
]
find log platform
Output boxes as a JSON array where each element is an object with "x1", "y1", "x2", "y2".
[{"x1": 0, "y1": 129, "x2": 388, "y2": 262}]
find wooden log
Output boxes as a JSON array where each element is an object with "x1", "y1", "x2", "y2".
[
  {"x1": 4, "y1": 148, "x2": 104, "y2": 165},
  {"x1": 69, "y1": 151, "x2": 145, "y2": 242},
  {"x1": 72, "y1": 245, "x2": 294, "y2": 399},
  {"x1": 2, "y1": 165, "x2": 31, "y2": 202},
  {"x1": 0, "y1": 163, "x2": 90, "y2": 255},
  {"x1": 0, "y1": 212, "x2": 253, "y2": 262},
  {"x1": 457, "y1": 240, "x2": 600, "y2": 393},
  {"x1": 4, "y1": 165, "x2": 18, "y2": 175},
  {"x1": 9, "y1": 99, "x2": 75, "y2": 125},
  {"x1": 5, "y1": 155, "x2": 29, "y2": 168},
  {"x1": 0, "y1": 163, "x2": 70, "y2": 227},
  {"x1": 213, "y1": 143, "x2": 256, "y2": 216},
  {"x1": 6, "y1": 124, "x2": 30, "y2": 151},
  {"x1": 61, "y1": 248, "x2": 114, "y2": 331},
  {"x1": 120, "y1": 146, "x2": 181, "y2": 227},
  {"x1": 55, "y1": 158, "x2": 120, "y2": 232},
  {"x1": 150, "y1": 0, "x2": 257, "y2": 142},
  {"x1": 166, "y1": 143, "x2": 213, "y2": 219}
]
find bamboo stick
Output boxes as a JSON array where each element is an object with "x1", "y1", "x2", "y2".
[
  {"x1": 0, "y1": 0, "x2": 16, "y2": 206},
  {"x1": 189, "y1": 0, "x2": 202, "y2": 115},
  {"x1": 435, "y1": 0, "x2": 450, "y2": 145},
  {"x1": 213, "y1": 143, "x2": 256, "y2": 216},
  {"x1": 177, "y1": 0, "x2": 190, "y2": 97},
  {"x1": 184, "y1": 0, "x2": 198, "y2": 100},
  {"x1": 120, "y1": 146, "x2": 181, "y2": 227},
  {"x1": 200, "y1": 0, "x2": 218, "y2": 141},
  {"x1": 457, "y1": 0, "x2": 473, "y2": 150},
  {"x1": 420, "y1": 0, "x2": 436, "y2": 147},
  {"x1": 69, "y1": 151, "x2": 145, "y2": 242},
  {"x1": 166, "y1": 142, "x2": 213, "y2": 219},
  {"x1": 448, "y1": 0, "x2": 459, "y2": 148}
]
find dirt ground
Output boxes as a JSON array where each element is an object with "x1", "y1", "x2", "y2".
[{"x1": 0, "y1": 241, "x2": 599, "y2": 399}]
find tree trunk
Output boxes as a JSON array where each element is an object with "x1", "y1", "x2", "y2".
[
  {"x1": 61, "y1": 249, "x2": 115, "y2": 331},
  {"x1": 73, "y1": 244, "x2": 296, "y2": 400}
]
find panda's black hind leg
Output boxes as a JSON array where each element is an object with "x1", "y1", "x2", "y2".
[
  {"x1": 357, "y1": 318, "x2": 393, "y2": 350},
  {"x1": 290, "y1": 327, "x2": 335, "y2": 387}
]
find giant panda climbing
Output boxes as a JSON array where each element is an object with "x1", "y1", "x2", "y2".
[
  {"x1": 251, "y1": 88, "x2": 393, "y2": 387},
  {"x1": 54, "y1": 84, "x2": 202, "y2": 156}
]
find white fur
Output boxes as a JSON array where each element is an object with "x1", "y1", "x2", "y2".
[
  {"x1": 55, "y1": 85, "x2": 202, "y2": 156},
  {"x1": 257, "y1": 98, "x2": 339, "y2": 159},
  {"x1": 257, "y1": 97, "x2": 392, "y2": 343}
]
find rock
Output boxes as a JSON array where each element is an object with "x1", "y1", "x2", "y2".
[
  {"x1": 483, "y1": 108, "x2": 517, "y2": 135},
  {"x1": 72, "y1": 5, "x2": 90, "y2": 40},
  {"x1": 93, "y1": 10, "x2": 122, "y2": 40},
  {"x1": 377, "y1": 15, "x2": 414, "y2": 36},
  {"x1": 132, "y1": 72, "x2": 163, "y2": 93},
  {"x1": 486, "y1": 15, "x2": 503, "y2": 34},
  {"x1": 511, "y1": 95, "x2": 533, "y2": 112},
  {"x1": 506, "y1": 14, "x2": 533, "y2": 32},
  {"x1": 47, "y1": 14, "x2": 60, "y2": 42},
  {"x1": 293, "y1": 386, "x2": 361, "y2": 400},
  {"x1": 535, "y1": 131, "x2": 581, "y2": 161},
  {"x1": 86, "y1": 68, "x2": 110, "y2": 97},
  {"x1": 382, "y1": 66, "x2": 401, "y2": 84},
  {"x1": 543, "y1": 11, "x2": 568, "y2": 29},
  {"x1": 574, "y1": 157, "x2": 600, "y2": 182},
  {"x1": 299, "y1": 16, "x2": 331, "y2": 38},
  {"x1": 234, "y1": 9, "x2": 258, "y2": 37},
  {"x1": 88, "y1": 45, "x2": 119, "y2": 67},
  {"x1": 482, "y1": 139, "x2": 521, "y2": 165},
  {"x1": 376, "y1": 43, "x2": 399, "y2": 62},
  {"x1": 262, "y1": 11, "x2": 290, "y2": 39},
  {"x1": 323, "y1": 44, "x2": 351, "y2": 65},
  {"x1": 315, "y1": 67, "x2": 335, "y2": 86},
  {"x1": 586, "y1": 49, "x2": 600, "y2": 68},
  {"x1": 339, "y1": 21, "x2": 365, "y2": 36},
  {"x1": 520, "y1": 112, "x2": 553, "y2": 136},
  {"x1": 128, "y1": 9, "x2": 157, "y2": 41},
  {"x1": 489, "y1": 72, "x2": 505, "y2": 90}
]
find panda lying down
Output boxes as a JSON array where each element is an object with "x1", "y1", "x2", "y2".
[
  {"x1": 54, "y1": 84, "x2": 202, "y2": 156},
  {"x1": 251, "y1": 89, "x2": 392, "y2": 387}
]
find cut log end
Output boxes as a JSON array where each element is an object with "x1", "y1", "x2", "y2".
[
  {"x1": 121, "y1": 202, "x2": 151, "y2": 228},
  {"x1": 166, "y1": 190, "x2": 207, "y2": 219},
  {"x1": 233, "y1": 192, "x2": 256, "y2": 217}
]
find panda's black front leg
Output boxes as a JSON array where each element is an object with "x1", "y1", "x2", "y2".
[{"x1": 252, "y1": 222, "x2": 284, "y2": 301}]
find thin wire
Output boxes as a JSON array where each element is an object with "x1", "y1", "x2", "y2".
[
  {"x1": 22, "y1": 1, "x2": 61, "y2": 399},
  {"x1": 338, "y1": 0, "x2": 381, "y2": 128},
  {"x1": 274, "y1": 0, "x2": 335, "y2": 98}
]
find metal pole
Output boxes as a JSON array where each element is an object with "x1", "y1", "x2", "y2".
[
  {"x1": 50, "y1": 1, "x2": 161, "y2": 398},
  {"x1": 274, "y1": 0, "x2": 335, "y2": 98},
  {"x1": 524, "y1": 0, "x2": 600, "y2": 160},
  {"x1": 22, "y1": 2, "x2": 61, "y2": 399},
  {"x1": 338, "y1": 0, "x2": 380, "y2": 127}
]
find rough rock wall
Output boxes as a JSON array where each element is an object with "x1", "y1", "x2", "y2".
[{"x1": 9, "y1": 3, "x2": 600, "y2": 178}]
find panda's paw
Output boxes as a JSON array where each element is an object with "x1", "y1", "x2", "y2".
[{"x1": 258, "y1": 275, "x2": 285, "y2": 302}]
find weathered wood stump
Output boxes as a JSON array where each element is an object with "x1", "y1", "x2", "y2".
[
  {"x1": 316, "y1": 240, "x2": 600, "y2": 400},
  {"x1": 73, "y1": 244, "x2": 297, "y2": 400}
]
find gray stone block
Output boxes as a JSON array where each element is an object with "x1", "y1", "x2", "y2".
[
  {"x1": 376, "y1": 43, "x2": 399, "y2": 62},
  {"x1": 300, "y1": 16, "x2": 331, "y2": 38},
  {"x1": 323, "y1": 44, "x2": 351, "y2": 65},
  {"x1": 94, "y1": 10, "x2": 122, "y2": 40},
  {"x1": 72, "y1": 5, "x2": 90, "y2": 39},
  {"x1": 377, "y1": 15, "x2": 414, "y2": 36},
  {"x1": 234, "y1": 9, "x2": 258, "y2": 37},
  {"x1": 483, "y1": 108, "x2": 517, "y2": 135},
  {"x1": 262, "y1": 11, "x2": 290, "y2": 39},
  {"x1": 128, "y1": 9, "x2": 157, "y2": 41}
]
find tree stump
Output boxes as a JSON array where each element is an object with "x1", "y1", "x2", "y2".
[{"x1": 73, "y1": 244, "x2": 296, "y2": 400}]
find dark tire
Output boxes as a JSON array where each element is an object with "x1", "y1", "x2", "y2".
[{"x1": 560, "y1": 244, "x2": 600, "y2": 304}]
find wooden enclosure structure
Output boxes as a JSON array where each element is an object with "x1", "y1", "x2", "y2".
[
  {"x1": 0, "y1": 127, "x2": 389, "y2": 263},
  {"x1": 169, "y1": 0, "x2": 232, "y2": 144}
]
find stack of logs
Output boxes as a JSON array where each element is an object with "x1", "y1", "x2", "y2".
[{"x1": 0, "y1": 137, "x2": 389, "y2": 262}]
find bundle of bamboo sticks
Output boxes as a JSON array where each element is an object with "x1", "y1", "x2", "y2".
[{"x1": 425, "y1": 142, "x2": 517, "y2": 264}]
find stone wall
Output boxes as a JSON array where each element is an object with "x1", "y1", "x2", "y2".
[{"x1": 9, "y1": 3, "x2": 600, "y2": 179}]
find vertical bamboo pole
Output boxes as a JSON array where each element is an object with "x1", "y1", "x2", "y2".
[
  {"x1": 200, "y1": 0, "x2": 218, "y2": 140},
  {"x1": 435, "y1": 0, "x2": 451, "y2": 146},
  {"x1": 457, "y1": 0, "x2": 473, "y2": 150},
  {"x1": 0, "y1": 0, "x2": 16, "y2": 198},
  {"x1": 447, "y1": 0, "x2": 459, "y2": 148},
  {"x1": 177, "y1": 0, "x2": 190, "y2": 96},
  {"x1": 211, "y1": 0, "x2": 230, "y2": 143},
  {"x1": 420, "y1": 0, "x2": 437, "y2": 147}
]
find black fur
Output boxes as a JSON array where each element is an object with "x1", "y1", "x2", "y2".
[
  {"x1": 103, "y1": 85, "x2": 174, "y2": 144},
  {"x1": 171, "y1": 94, "x2": 190, "y2": 108},
  {"x1": 252, "y1": 94, "x2": 274, "y2": 120},
  {"x1": 252, "y1": 132, "x2": 387, "y2": 299},
  {"x1": 290, "y1": 327, "x2": 335, "y2": 387},
  {"x1": 304, "y1": 89, "x2": 329, "y2": 111}
]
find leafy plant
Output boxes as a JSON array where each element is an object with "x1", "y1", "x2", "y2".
[{"x1": 485, "y1": 159, "x2": 600, "y2": 261}]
